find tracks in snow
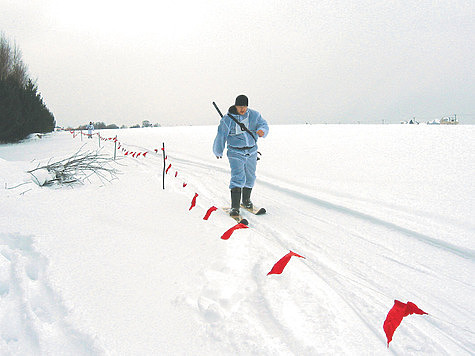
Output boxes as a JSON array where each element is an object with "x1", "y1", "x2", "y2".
[{"x1": 0, "y1": 233, "x2": 103, "y2": 355}]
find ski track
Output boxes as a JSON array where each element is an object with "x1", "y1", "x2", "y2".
[
  {"x1": 259, "y1": 179, "x2": 474, "y2": 260},
  {"x1": 0, "y1": 233, "x2": 103, "y2": 355},
  {"x1": 164, "y1": 152, "x2": 473, "y2": 260},
  {"x1": 162, "y1": 149, "x2": 474, "y2": 354}
]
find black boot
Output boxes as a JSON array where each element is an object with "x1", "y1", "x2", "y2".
[
  {"x1": 242, "y1": 187, "x2": 253, "y2": 209},
  {"x1": 230, "y1": 187, "x2": 241, "y2": 216}
]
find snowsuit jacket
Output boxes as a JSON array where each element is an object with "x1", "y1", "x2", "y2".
[{"x1": 213, "y1": 108, "x2": 269, "y2": 157}]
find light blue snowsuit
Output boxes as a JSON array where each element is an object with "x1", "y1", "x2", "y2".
[
  {"x1": 213, "y1": 108, "x2": 269, "y2": 189},
  {"x1": 86, "y1": 124, "x2": 94, "y2": 137}
]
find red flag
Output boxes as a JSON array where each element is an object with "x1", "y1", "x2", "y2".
[
  {"x1": 183, "y1": 183, "x2": 187, "y2": 188},
  {"x1": 267, "y1": 251, "x2": 305, "y2": 275},
  {"x1": 189, "y1": 193, "x2": 198, "y2": 210},
  {"x1": 203, "y1": 206, "x2": 218, "y2": 220},
  {"x1": 136, "y1": 152, "x2": 142, "y2": 157},
  {"x1": 143, "y1": 152, "x2": 148, "y2": 157},
  {"x1": 166, "y1": 164, "x2": 172, "y2": 174},
  {"x1": 175, "y1": 171, "x2": 178, "y2": 177},
  {"x1": 383, "y1": 300, "x2": 427, "y2": 346},
  {"x1": 221, "y1": 223, "x2": 249, "y2": 240}
]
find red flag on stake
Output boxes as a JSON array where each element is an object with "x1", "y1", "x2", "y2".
[
  {"x1": 189, "y1": 193, "x2": 198, "y2": 210},
  {"x1": 143, "y1": 152, "x2": 148, "y2": 157},
  {"x1": 267, "y1": 251, "x2": 305, "y2": 275},
  {"x1": 183, "y1": 183, "x2": 187, "y2": 188},
  {"x1": 175, "y1": 171, "x2": 178, "y2": 177},
  {"x1": 166, "y1": 164, "x2": 172, "y2": 174},
  {"x1": 383, "y1": 300, "x2": 428, "y2": 347},
  {"x1": 221, "y1": 223, "x2": 249, "y2": 240},
  {"x1": 203, "y1": 206, "x2": 218, "y2": 220}
]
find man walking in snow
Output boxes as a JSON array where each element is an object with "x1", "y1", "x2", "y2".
[
  {"x1": 86, "y1": 122, "x2": 94, "y2": 138},
  {"x1": 213, "y1": 95, "x2": 269, "y2": 217}
]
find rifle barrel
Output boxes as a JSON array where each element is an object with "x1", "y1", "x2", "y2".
[{"x1": 212, "y1": 102, "x2": 224, "y2": 118}]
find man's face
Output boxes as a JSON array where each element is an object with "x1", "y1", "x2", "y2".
[{"x1": 236, "y1": 106, "x2": 248, "y2": 115}]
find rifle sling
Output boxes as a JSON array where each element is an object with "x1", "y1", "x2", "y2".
[{"x1": 227, "y1": 113, "x2": 257, "y2": 144}]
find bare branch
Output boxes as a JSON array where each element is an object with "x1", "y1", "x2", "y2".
[{"x1": 28, "y1": 147, "x2": 121, "y2": 186}]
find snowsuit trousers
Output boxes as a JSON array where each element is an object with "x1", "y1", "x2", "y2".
[{"x1": 227, "y1": 148, "x2": 258, "y2": 189}]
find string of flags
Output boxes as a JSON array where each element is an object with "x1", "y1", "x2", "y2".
[
  {"x1": 69, "y1": 130, "x2": 159, "y2": 158},
  {"x1": 69, "y1": 129, "x2": 432, "y2": 348}
]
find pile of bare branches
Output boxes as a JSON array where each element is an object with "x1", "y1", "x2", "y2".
[{"x1": 28, "y1": 146, "x2": 121, "y2": 186}]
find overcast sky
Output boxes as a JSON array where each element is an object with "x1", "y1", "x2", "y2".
[{"x1": 1, "y1": 0, "x2": 474, "y2": 127}]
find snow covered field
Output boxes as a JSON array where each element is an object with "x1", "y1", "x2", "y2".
[{"x1": 0, "y1": 124, "x2": 474, "y2": 355}]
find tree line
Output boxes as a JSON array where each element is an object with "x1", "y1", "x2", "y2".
[
  {"x1": 68, "y1": 122, "x2": 161, "y2": 130},
  {"x1": 75, "y1": 122, "x2": 120, "y2": 130},
  {"x1": 0, "y1": 33, "x2": 55, "y2": 143}
]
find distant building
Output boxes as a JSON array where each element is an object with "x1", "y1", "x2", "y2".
[{"x1": 440, "y1": 115, "x2": 459, "y2": 125}]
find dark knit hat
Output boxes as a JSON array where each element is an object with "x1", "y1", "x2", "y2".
[{"x1": 235, "y1": 95, "x2": 248, "y2": 106}]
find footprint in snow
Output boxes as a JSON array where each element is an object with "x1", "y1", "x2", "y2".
[{"x1": 198, "y1": 296, "x2": 225, "y2": 323}]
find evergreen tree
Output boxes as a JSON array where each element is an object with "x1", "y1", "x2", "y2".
[{"x1": 0, "y1": 33, "x2": 55, "y2": 143}]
